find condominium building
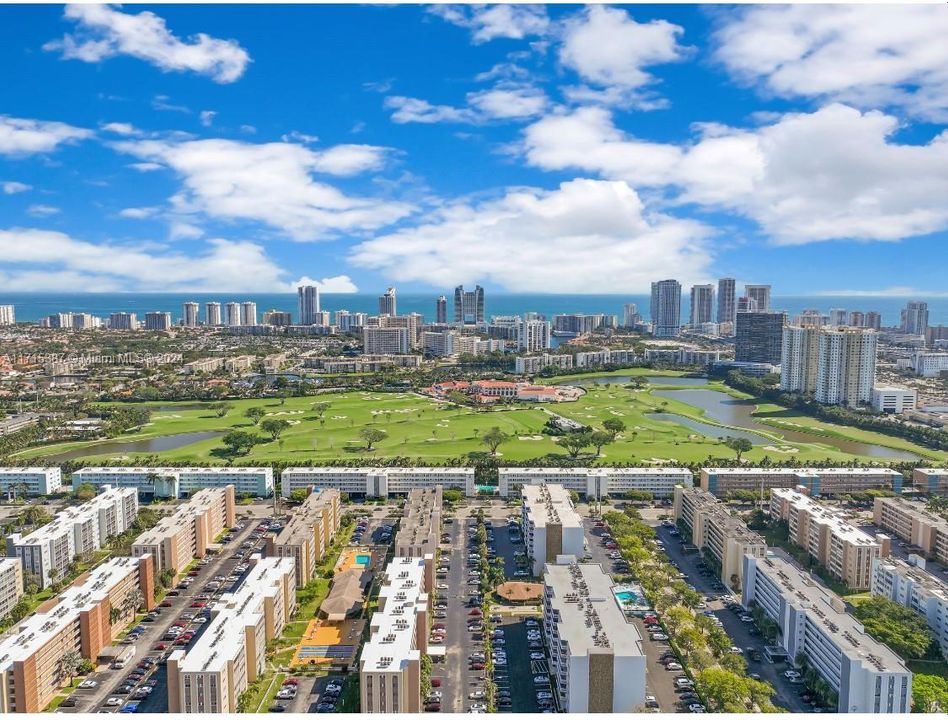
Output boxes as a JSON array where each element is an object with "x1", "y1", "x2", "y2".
[
  {"x1": 394, "y1": 487, "x2": 442, "y2": 559},
  {"x1": 913, "y1": 468, "x2": 948, "y2": 494},
  {"x1": 498, "y1": 467, "x2": 693, "y2": 499},
  {"x1": 0, "y1": 305, "x2": 14, "y2": 326},
  {"x1": 699, "y1": 467, "x2": 903, "y2": 497},
  {"x1": 360, "y1": 556, "x2": 431, "y2": 713},
  {"x1": 109, "y1": 312, "x2": 138, "y2": 330},
  {"x1": 518, "y1": 318, "x2": 552, "y2": 351},
  {"x1": 650, "y1": 279, "x2": 681, "y2": 337},
  {"x1": 0, "y1": 555, "x2": 155, "y2": 713},
  {"x1": 280, "y1": 466, "x2": 474, "y2": 498},
  {"x1": 815, "y1": 327, "x2": 878, "y2": 407},
  {"x1": 717, "y1": 278, "x2": 736, "y2": 327},
  {"x1": 240, "y1": 301, "x2": 257, "y2": 326},
  {"x1": 912, "y1": 352, "x2": 948, "y2": 378},
  {"x1": 689, "y1": 284, "x2": 714, "y2": 326},
  {"x1": 182, "y1": 302, "x2": 199, "y2": 327},
  {"x1": 871, "y1": 386, "x2": 917, "y2": 414},
  {"x1": 0, "y1": 558, "x2": 24, "y2": 621},
  {"x1": 363, "y1": 326, "x2": 410, "y2": 354},
  {"x1": 0, "y1": 467, "x2": 62, "y2": 496},
  {"x1": 514, "y1": 353, "x2": 574, "y2": 374},
  {"x1": 901, "y1": 301, "x2": 928, "y2": 336},
  {"x1": 205, "y1": 302, "x2": 222, "y2": 326},
  {"x1": 143, "y1": 311, "x2": 172, "y2": 331},
  {"x1": 378, "y1": 287, "x2": 397, "y2": 316},
  {"x1": 623, "y1": 303, "x2": 640, "y2": 328},
  {"x1": 167, "y1": 556, "x2": 296, "y2": 713},
  {"x1": 267, "y1": 488, "x2": 340, "y2": 588},
  {"x1": 736, "y1": 311, "x2": 787, "y2": 365},
  {"x1": 72, "y1": 466, "x2": 274, "y2": 498},
  {"x1": 673, "y1": 486, "x2": 766, "y2": 589},
  {"x1": 742, "y1": 555, "x2": 912, "y2": 713},
  {"x1": 422, "y1": 330, "x2": 455, "y2": 357},
  {"x1": 435, "y1": 295, "x2": 447, "y2": 324},
  {"x1": 7, "y1": 486, "x2": 139, "y2": 589},
  {"x1": 770, "y1": 488, "x2": 882, "y2": 590},
  {"x1": 297, "y1": 285, "x2": 321, "y2": 325},
  {"x1": 262, "y1": 310, "x2": 292, "y2": 326},
  {"x1": 543, "y1": 560, "x2": 646, "y2": 712},
  {"x1": 871, "y1": 556, "x2": 948, "y2": 658},
  {"x1": 131, "y1": 485, "x2": 236, "y2": 580},
  {"x1": 454, "y1": 285, "x2": 485, "y2": 325},
  {"x1": 873, "y1": 496, "x2": 948, "y2": 565},
  {"x1": 522, "y1": 484, "x2": 585, "y2": 576},
  {"x1": 745, "y1": 284, "x2": 771, "y2": 312}
]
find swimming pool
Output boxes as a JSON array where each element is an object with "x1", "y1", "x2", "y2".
[
  {"x1": 612, "y1": 582, "x2": 649, "y2": 611},
  {"x1": 356, "y1": 554, "x2": 371, "y2": 567},
  {"x1": 615, "y1": 590, "x2": 637, "y2": 602}
]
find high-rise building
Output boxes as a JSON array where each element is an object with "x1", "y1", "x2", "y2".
[
  {"x1": 144, "y1": 311, "x2": 172, "y2": 331},
  {"x1": 781, "y1": 325, "x2": 878, "y2": 407},
  {"x1": 735, "y1": 311, "x2": 787, "y2": 365},
  {"x1": 828, "y1": 308, "x2": 848, "y2": 326},
  {"x1": 363, "y1": 326, "x2": 410, "y2": 354},
  {"x1": 435, "y1": 295, "x2": 447, "y2": 324},
  {"x1": 109, "y1": 312, "x2": 138, "y2": 330},
  {"x1": 781, "y1": 325, "x2": 820, "y2": 395},
  {"x1": 865, "y1": 311, "x2": 882, "y2": 330},
  {"x1": 205, "y1": 302, "x2": 222, "y2": 326},
  {"x1": 453, "y1": 285, "x2": 484, "y2": 324},
  {"x1": 182, "y1": 302, "x2": 199, "y2": 327},
  {"x1": 241, "y1": 301, "x2": 257, "y2": 326},
  {"x1": 378, "y1": 287, "x2": 397, "y2": 316},
  {"x1": 622, "y1": 303, "x2": 640, "y2": 327},
  {"x1": 518, "y1": 318, "x2": 551, "y2": 351},
  {"x1": 901, "y1": 300, "x2": 929, "y2": 335},
  {"x1": 737, "y1": 295, "x2": 758, "y2": 313},
  {"x1": 225, "y1": 302, "x2": 241, "y2": 326},
  {"x1": 297, "y1": 285, "x2": 320, "y2": 325},
  {"x1": 262, "y1": 310, "x2": 292, "y2": 326},
  {"x1": 716, "y1": 278, "x2": 736, "y2": 327},
  {"x1": 650, "y1": 279, "x2": 681, "y2": 337},
  {"x1": 71, "y1": 313, "x2": 98, "y2": 330},
  {"x1": 745, "y1": 284, "x2": 771, "y2": 311},
  {"x1": 849, "y1": 311, "x2": 865, "y2": 327},
  {"x1": 0, "y1": 305, "x2": 14, "y2": 326},
  {"x1": 689, "y1": 284, "x2": 714, "y2": 326}
]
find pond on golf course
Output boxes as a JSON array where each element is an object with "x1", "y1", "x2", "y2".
[
  {"x1": 39, "y1": 430, "x2": 225, "y2": 462},
  {"x1": 572, "y1": 375, "x2": 710, "y2": 386}
]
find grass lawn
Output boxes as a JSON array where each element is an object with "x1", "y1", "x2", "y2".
[{"x1": 16, "y1": 377, "x2": 944, "y2": 465}]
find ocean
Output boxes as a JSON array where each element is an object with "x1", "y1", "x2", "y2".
[{"x1": 2, "y1": 292, "x2": 947, "y2": 327}]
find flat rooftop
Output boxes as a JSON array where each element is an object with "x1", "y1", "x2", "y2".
[
  {"x1": 544, "y1": 561, "x2": 643, "y2": 658},
  {"x1": 395, "y1": 487, "x2": 441, "y2": 551},
  {"x1": 875, "y1": 557, "x2": 948, "y2": 601},
  {"x1": 282, "y1": 467, "x2": 472, "y2": 476},
  {"x1": 273, "y1": 488, "x2": 339, "y2": 547},
  {"x1": 500, "y1": 467, "x2": 691, "y2": 476},
  {"x1": 0, "y1": 467, "x2": 58, "y2": 474},
  {"x1": 879, "y1": 496, "x2": 948, "y2": 532},
  {"x1": 773, "y1": 489, "x2": 879, "y2": 547},
  {"x1": 12, "y1": 486, "x2": 136, "y2": 545},
  {"x1": 522, "y1": 484, "x2": 582, "y2": 530},
  {"x1": 133, "y1": 487, "x2": 229, "y2": 546},
  {"x1": 75, "y1": 466, "x2": 269, "y2": 476},
  {"x1": 704, "y1": 467, "x2": 900, "y2": 476},
  {"x1": 361, "y1": 557, "x2": 427, "y2": 673}
]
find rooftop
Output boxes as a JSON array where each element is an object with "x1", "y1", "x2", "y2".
[
  {"x1": 874, "y1": 557, "x2": 948, "y2": 602},
  {"x1": 361, "y1": 557, "x2": 427, "y2": 673},
  {"x1": 773, "y1": 488, "x2": 880, "y2": 547},
  {"x1": 11, "y1": 485, "x2": 136, "y2": 545},
  {"x1": 395, "y1": 487, "x2": 441, "y2": 552},
  {"x1": 704, "y1": 467, "x2": 901, "y2": 476},
  {"x1": 522, "y1": 484, "x2": 582, "y2": 530},
  {"x1": 133, "y1": 487, "x2": 230, "y2": 546},
  {"x1": 0, "y1": 467, "x2": 58, "y2": 474},
  {"x1": 75, "y1": 466, "x2": 270, "y2": 476},
  {"x1": 273, "y1": 488, "x2": 339, "y2": 548}
]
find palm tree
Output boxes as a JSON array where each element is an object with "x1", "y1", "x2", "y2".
[
  {"x1": 122, "y1": 588, "x2": 144, "y2": 617},
  {"x1": 109, "y1": 607, "x2": 122, "y2": 625},
  {"x1": 59, "y1": 649, "x2": 83, "y2": 684}
]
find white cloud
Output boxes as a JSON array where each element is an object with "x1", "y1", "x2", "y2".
[
  {"x1": 128, "y1": 162, "x2": 164, "y2": 172},
  {"x1": 199, "y1": 110, "x2": 217, "y2": 127},
  {"x1": 281, "y1": 130, "x2": 319, "y2": 145},
  {"x1": 26, "y1": 204, "x2": 61, "y2": 217},
  {"x1": 467, "y1": 86, "x2": 547, "y2": 120},
  {"x1": 351, "y1": 178, "x2": 712, "y2": 293},
  {"x1": 152, "y1": 95, "x2": 191, "y2": 113},
  {"x1": 522, "y1": 103, "x2": 948, "y2": 245},
  {"x1": 288, "y1": 275, "x2": 359, "y2": 293},
  {"x1": 2, "y1": 181, "x2": 31, "y2": 194},
  {"x1": 559, "y1": 6, "x2": 688, "y2": 91},
  {"x1": 714, "y1": 4, "x2": 948, "y2": 121},
  {"x1": 385, "y1": 96, "x2": 477, "y2": 124},
  {"x1": 386, "y1": 84, "x2": 547, "y2": 124},
  {"x1": 811, "y1": 286, "x2": 948, "y2": 299},
  {"x1": 0, "y1": 115, "x2": 91, "y2": 156},
  {"x1": 0, "y1": 228, "x2": 300, "y2": 292},
  {"x1": 430, "y1": 5, "x2": 549, "y2": 43},
  {"x1": 45, "y1": 4, "x2": 251, "y2": 83},
  {"x1": 112, "y1": 137, "x2": 413, "y2": 240},
  {"x1": 169, "y1": 221, "x2": 204, "y2": 240},
  {"x1": 100, "y1": 121, "x2": 141, "y2": 136},
  {"x1": 119, "y1": 206, "x2": 160, "y2": 219}
]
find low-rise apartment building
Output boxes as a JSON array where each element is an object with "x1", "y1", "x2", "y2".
[
  {"x1": 280, "y1": 466, "x2": 474, "y2": 498},
  {"x1": 360, "y1": 555, "x2": 432, "y2": 713},
  {"x1": 0, "y1": 558, "x2": 24, "y2": 621},
  {"x1": 72, "y1": 466, "x2": 274, "y2": 498},
  {"x1": 267, "y1": 488, "x2": 340, "y2": 588},
  {"x1": 700, "y1": 467, "x2": 903, "y2": 497},
  {"x1": 913, "y1": 468, "x2": 948, "y2": 494},
  {"x1": 673, "y1": 485, "x2": 766, "y2": 590},
  {"x1": 167, "y1": 555, "x2": 296, "y2": 713},
  {"x1": 770, "y1": 488, "x2": 883, "y2": 590},
  {"x1": 0, "y1": 467, "x2": 62, "y2": 496},
  {"x1": 131, "y1": 485, "x2": 236, "y2": 580},
  {"x1": 522, "y1": 484, "x2": 585, "y2": 576},
  {"x1": 543, "y1": 560, "x2": 646, "y2": 712},
  {"x1": 394, "y1": 487, "x2": 442, "y2": 561},
  {"x1": 743, "y1": 555, "x2": 912, "y2": 713},
  {"x1": 873, "y1": 496, "x2": 948, "y2": 565},
  {"x1": 871, "y1": 556, "x2": 948, "y2": 659},
  {"x1": 7, "y1": 486, "x2": 139, "y2": 589},
  {"x1": 0, "y1": 555, "x2": 155, "y2": 713},
  {"x1": 498, "y1": 467, "x2": 693, "y2": 499}
]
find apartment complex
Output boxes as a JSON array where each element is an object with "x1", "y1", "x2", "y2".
[
  {"x1": 394, "y1": 487, "x2": 442, "y2": 559},
  {"x1": 913, "y1": 468, "x2": 948, "y2": 494},
  {"x1": 736, "y1": 311, "x2": 787, "y2": 365},
  {"x1": 522, "y1": 484, "x2": 585, "y2": 576},
  {"x1": 871, "y1": 556, "x2": 948, "y2": 659},
  {"x1": 650, "y1": 279, "x2": 682, "y2": 337},
  {"x1": 131, "y1": 485, "x2": 236, "y2": 580},
  {"x1": 0, "y1": 467, "x2": 62, "y2": 496},
  {"x1": 0, "y1": 558, "x2": 24, "y2": 621},
  {"x1": 0, "y1": 555, "x2": 155, "y2": 713},
  {"x1": 498, "y1": 467, "x2": 693, "y2": 499},
  {"x1": 280, "y1": 466, "x2": 474, "y2": 498},
  {"x1": 770, "y1": 489, "x2": 883, "y2": 590},
  {"x1": 781, "y1": 326, "x2": 878, "y2": 407},
  {"x1": 268, "y1": 488, "x2": 341, "y2": 588},
  {"x1": 872, "y1": 497, "x2": 948, "y2": 565},
  {"x1": 7, "y1": 486, "x2": 139, "y2": 589},
  {"x1": 699, "y1": 467, "x2": 903, "y2": 497},
  {"x1": 167, "y1": 556, "x2": 296, "y2": 713},
  {"x1": 72, "y1": 466, "x2": 274, "y2": 498},
  {"x1": 542, "y1": 560, "x2": 646, "y2": 712},
  {"x1": 742, "y1": 555, "x2": 912, "y2": 713},
  {"x1": 360, "y1": 555, "x2": 432, "y2": 713},
  {"x1": 673, "y1": 486, "x2": 766, "y2": 589}
]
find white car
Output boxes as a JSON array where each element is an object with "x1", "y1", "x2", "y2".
[
  {"x1": 469, "y1": 703, "x2": 487, "y2": 711},
  {"x1": 784, "y1": 670, "x2": 801, "y2": 679},
  {"x1": 105, "y1": 698, "x2": 122, "y2": 707},
  {"x1": 437, "y1": 583, "x2": 449, "y2": 590},
  {"x1": 468, "y1": 691, "x2": 486, "y2": 700},
  {"x1": 530, "y1": 652, "x2": 545, "y2": 660},
  {"x1": 78, "y1": 680, "x2": 98, "y2": 689}
]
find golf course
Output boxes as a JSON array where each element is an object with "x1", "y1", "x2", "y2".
[{"x1": 15, "y1": 370, "x2": 946, "y2": 465}]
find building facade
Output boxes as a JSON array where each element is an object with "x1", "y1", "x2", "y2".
[
  {"x1": 650, "y1": 279, "x2": 681, "y2": 337},
  {"x1": 871, "y1": 556, "x2": 948, "y2": 659},
  {"x1": 267, "y1": 488, "x2": 340, "y2": 588},
  {"x1": 280, "y1": 466, "x2": 475, "y2": 498},
  {"x1": 72, "y1": 466, "x2": 274, "y2": 498},
  {"x1": 736, "y1": 311, "x2": 787, "y2": 365},
  {"x1": 498, "y1": 467, "x2": 693, "y2": 499},
  {"x1": 297, "y1": 285, "x2": 321, "y2": 325},
  {"x1": 453, "y1": 285, "x2": 485, "y2": 324},
  {"x1": 522, "y1": 484, "x2": 585, "y2": 576},
  {"x1": 873, "y1": 497, "x2": 948, "y2": 565},
  {"x1": 0, "y1": 467, "x2": 62, "y2": 496},
  {"x1": 700, "y1": 467, "x2": 903, "y2": 497},
  {"x1": 689, "y1": 284, "x2": 714, "y2": 326}
]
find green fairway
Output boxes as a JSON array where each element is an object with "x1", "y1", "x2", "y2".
[{"x1": 16, "y1": 376, "x2": 945, "y2": 465}]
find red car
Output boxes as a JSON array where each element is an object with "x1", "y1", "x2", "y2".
[
  {"x1": 470, "y1": 663, "x2": 484, "y2": 670},
  {"x1": 431, "y1": 679, "x2": 442, "y2": 688},
  {"x1": 606, "y1": 543, "x2": 618, "y2": 550},
  {"x1": 153, "y1": 643, "x2": 167, "y2": 651},
  {"x1": 469, "y1": 609, "x2": 482, "y2": 616},
  {"x1": 174, "y1": 638, "x2": 190, "y2": 646},
  {"x1": 190, "y1": 602, "x2": 206, "y2": 608},
  {"x1": 283, "y1": 679, "x2": 299, "y2": 686},
  {"x1": 159, "y1": 600, "x2": 173, "y2": 607}
]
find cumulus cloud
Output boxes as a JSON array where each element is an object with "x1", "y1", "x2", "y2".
[
  {"x1": 112, "y1": 137, "x2": 413, "y2": 239},
  {"x1": 45, "y1": 4, "x2": 251, "y2": 83},
  {"x1": 100, "y1": 121, "x2": 141, "y2": 136},
  {"x1": 714, "y1": 4, "x2": 948, "y2": 121},
  {"x1": 288, "y1": 275, "x2": 359, "y2": 293},
  {"x1": 0, "y1": 228, "x2": 300, "y2": 292},
  {"x1": 386, "y1": 84, "x2": 547, "y2": 124},
  {"x1": 2, "y1": 181, "x2": 31, "y2": 194},
  {"x1": 199, "y1": 110, "x2": 217, "y2": 127},
  {"x1": 385, "y1": 96, "x2": 477, "y2": 124},
  {"x1": 430, "y1": 4, "x2": 549, "y2": 43},
  {"x1": 0, "y1": 115, "x2": 91, "y2": 156},
  {"x1": 522, "y1": 103, "x2": 948, "y2": 245},
  {"x1": 118, "y1": 206, "x2": 160, "y2": 219},
  {"x1": 351, "y1": 178, "x2": 712, "y2": 293}
]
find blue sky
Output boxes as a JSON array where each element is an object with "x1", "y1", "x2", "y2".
[{"x1": 1, "y1": 3, "x2": 947, "y2": 296}]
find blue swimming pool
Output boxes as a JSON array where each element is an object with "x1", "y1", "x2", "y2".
[
  {"x1": 615, "y1": 590, "x2": 637, "y2": 602},
  {"x1": 356, "y1": 554, "x2": 371, "y2": 566}
]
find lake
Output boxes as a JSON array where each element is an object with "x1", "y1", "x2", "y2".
[
  {"x1": 573, "y1": 375, "x2": 710, "y2": 386},
  {"x1": 41, "y1": 430, "x2": 224, "y2": 462},
  {"x1": 647, "y1": 412, "x2": 768, "y2": 445}
]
